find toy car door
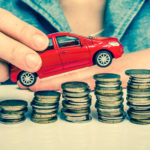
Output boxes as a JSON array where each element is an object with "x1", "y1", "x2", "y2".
[
  {"x1": 55, "y1": 35, "x2": 90, "y2": 68},
  {"x1": 38, "y1": 38, "x2": 63, "y2": 77}
]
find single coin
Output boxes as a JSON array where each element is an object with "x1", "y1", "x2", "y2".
[
  {"x1": 33, "y1": 97, "x2": 59, "y2": 104},
  {"x1": 127, "y1": 98, "x2": 150, "y2": 106},
  {"x1": 62, "y1": 100, "x2": 91, "y2": 109},
  {"x1": 31, "y1": 116, "x2": 57, "y2": 124},
  {"x1": 32, "y1": 108, "x2": 58, "y2": 114},
  {"x1": 129, "y1": 118, "x2": 150, "y2": 125},
  {"x1": 63, "y1": 115, "x2": 92, "y2": 123},
  {"x1": 129, "y1": 77, "x2": 150, "y2": 83},
  {"x1": 64, "y1": 95, "x2": 91, "y2": 103},
  {"x1": 98, "y1": 113, "x2": 126, "y2": 124},
  {"x1": 127, "y1": 82, "x2": 150, "y2": 89},
  {"x1": 96, "y1": 99, "x2": 124, "y2": 107},
  {"x1": 95, "y1": 88, "x2": 122, "y2": 95},
  {"x1": 0, "y1": 100, "x2": 27, "y2": 111},
  {"x1": 125, "y1": 69, "x2": 150, "y2": 78},
  {"x1": 1, "y1": 113, "x2": 24, "y2": 120},
  {"x1": 32, "y1": 98, "x2": 59, "y2": 105},
  {"x1": 61, "y1": 81, "x2": 89, "y2": 92},
  {"x1": 31, "y1": 112, "x2": 57, "y2": 119},
  {"x1": 0, "y1": 107, "x2": 28, "y2": 115},
  {"x1": 127, "y1": 103, "x2": 150, "y2": 110},
  {"x1": 96, "y1": 93, "x2": 123, "y2": 101},
  {"x1": 96, "y1": 81, "x2": 122, "y2": 88},
  {"x1": 128, "y1": 108, "x2": 150, "y2": 115},
  {"x1": 61, "y1": 108, "x2": 89, "y2": 117},
  {"x1": 63, "y1": 90, "x2": 90, "y2": 98},
  {"x1": 0, "y1": 117, "x2": 26, "y2": 124},
  {"x1": 31, "y1": 101, "x2": 58, "y2": 109},
  {"x1": 94, "y1": 73, "x2": 120, "y2": 82},
  {"x1": 34, "y1": 91, "x2": 60, "y2": 98},
  {"x1": 62, "y1": 108, "x2": 90, "y2": 114},
  {"x1": 128, "y1": 111, "x2": 150, "y2": 120}
]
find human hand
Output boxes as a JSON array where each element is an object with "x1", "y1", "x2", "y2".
[{"x1": 0, "y1": 8, "x2": 49, "y2": 82}]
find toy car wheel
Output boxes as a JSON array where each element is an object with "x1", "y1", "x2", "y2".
[
  {"x1": 95, "y1": 51, "x2": 113, "y2": 67},
  {"x1": 18, "y1": 71, "x2": 37, "y2": 87}
]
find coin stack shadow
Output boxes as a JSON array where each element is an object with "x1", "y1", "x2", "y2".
[
  {"x1": 126, "y1": 69, "x2": 150, "y2": 124},
  {"x1": 31, "y1": 91, "x2": 61, "y2": 124},
  {"x1": 0, "y1": 100, "x2": 28, "y2": 124},
  {"x1": 94, "y1": 73, "x2": 126, "y2": 123},
  {"x1": 61, "y1": 81, "x2": 92, "y2": 122}
]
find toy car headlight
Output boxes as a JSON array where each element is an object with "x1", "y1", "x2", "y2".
[{"x1": 109, "y1": 42, "x2": 120, "y2": 46}]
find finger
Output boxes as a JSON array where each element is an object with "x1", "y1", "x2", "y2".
[
  {"x1": 0, "y1": 61, "x2": 9, "y2": 82},
  {"x1": 17, "y1": 81, "x2": 28, "y2": 90},
  {"x1": 0, "y1": 8, "x2": 49, "y2": 51},
  {"x1": 0, "y1": 32, "x2": 42, "y2": 72}
]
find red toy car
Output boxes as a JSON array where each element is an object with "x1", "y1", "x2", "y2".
[{"x1": 10, "y1": 32, "x2": 123, "y2": 87}]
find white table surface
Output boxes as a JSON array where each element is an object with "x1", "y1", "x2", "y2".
[{"x1": 0, "y1": 85, "x2": 150, "y2": 150}]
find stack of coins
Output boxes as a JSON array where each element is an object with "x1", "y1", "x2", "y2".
[
  {"x1": 126, "y1": 69, "x2": 150, "y2": 124},
  {"x1": 61, "y1": 81, "x2": 92, "y2": 122},
  {"x1": 31, "y1": 91, "x2": 61, "y2": 124},
  {"x1": 94, "y1": 73, "x2": 125, "y2": 123},
  {"x1": 0, "y1": 100, "x2": 28, "y2": 124}
]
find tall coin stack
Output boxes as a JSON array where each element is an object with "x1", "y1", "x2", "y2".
[
  {"x1": 0, "y1": 100, "x2": 28, "y2": 124},
  {"x1": 61, "y1": 81, "x2": 92, "y2": 122},
  {"x1": 126, "y1": 69, "x2": 150, "y2": 124},
  {"x1": 31, "y1": 91, "x2": 60, "y2": 124},
  {"x1": 94, "y1": 73, "x2": 125, "y2": 123}
]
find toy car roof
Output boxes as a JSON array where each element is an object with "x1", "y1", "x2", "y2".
[{"x1": 47, "y1": 32, "x2": 70, "y2": 38}]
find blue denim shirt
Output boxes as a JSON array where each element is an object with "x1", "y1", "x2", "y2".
[{"x1": 0, "y1": 0, "x2": 150, "y2": 54}]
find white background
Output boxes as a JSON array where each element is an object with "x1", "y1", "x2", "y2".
[{"x1": 0, "y1": 85, "x2": 150, "y2": 150}]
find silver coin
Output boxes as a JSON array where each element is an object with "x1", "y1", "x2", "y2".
[
  {"x1": 96, "y1": 93, "x2": 123, "y2": 101},
  {"x1": 64, "y1": 95, "x2": 91, "y2": 103},
  {"x1": 96, "y1": 99, "x2": 124, "y2": 107},
  {"x1": 94, "y1": 73, "x2": 120, "y2": 82},
  {"x1": 61, "y1": 108, "x2": 90, "y2": 114},
  {"x1": 98, "y1": 113, "x2": 126, "y2": 124},
  {"x1": 1, "y1": 113, "x2": 25, "y2": 120},
  {"x1": 128, "y1": 110, "x2": 150, "y2": 120},
  {"x1": 61, "y1": 81, "x2": 90, "y2": 92},
  {"x1": 0, "y1": 100, "x2": 28, "y2": 111},
  {"x1": 127, "y1": 98, "x2": 150, "y2": 105},
  {"x1": 127, "y1": 103, "x2": 150, "y2": 110},
  {"x1": 96, "y1": 81, "x2": 122, "y2": 88},
  {"x1": 125, "y1": 69, "x2": 150, "y2": 78},
  {"x1": 61, "y1": 108, "x2": 89, "y2": 117},
  {"x1": 129, "y1": 118, "x2": 150, "y2": 125},
  {"x1": 31, "y1": 112, "x2": 57, "y2": 119},
  {"x1": 33, "y1": 108, "x2": 57, "y2": 114},
  {"x1": 62, "y1": 100, "x2": 91, "y2": 109},
  {"x1": 0, "y1": 117, "x2": 26, "y2": 124},
  {"x1": 63, "y1": 115, "x2": 92, "y2": 123},
  {"x1": 63, "y1": 90, "x2": 90, "y2": 98},
  {"x1": 34, "y1": 91, "x2": 60, "y2": 98},
  {"x1": 31, "y1": 116, "x2": 57, "y2": 124}
]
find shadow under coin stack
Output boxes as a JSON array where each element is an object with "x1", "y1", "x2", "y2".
[
  {"x1": 126, "y1": 69, "x2": 150, "y2": 124},
  {"x1": 31, "y1": 91, "x2": 60, "y2": 124},
  {"x1": 61, "y1": 82, "x2": 92, "y2": 122},
  {"x1": 94, "y1": 73, "x2": 125, "y2": 123},
  {"x1": 0, "y1": 100, "x2": 28, "y2": 124}
]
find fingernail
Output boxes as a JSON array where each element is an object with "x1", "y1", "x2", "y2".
[
  {"x1": 32, "y1": 33, "x2": 48, "y2": 49},
  {"x1": 26, "y1": 54, "x2": 41, "y2": 69}
]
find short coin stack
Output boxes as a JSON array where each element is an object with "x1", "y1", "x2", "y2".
[
  {"x1": 31, "y1": 91, "x2": 60, "y2": 124},
  {"x1": 126, "y1": 69, "x2": 150, "y2": 124},
  {"x1": 0, "y1": 100, "x2": 28, "y2": 124},
  {"x1": 94, "y1": 73, "x2": 125, "y2": 123},
  {"x1": 61, "y1": 81, "x2": 92, "y2": 122}
]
